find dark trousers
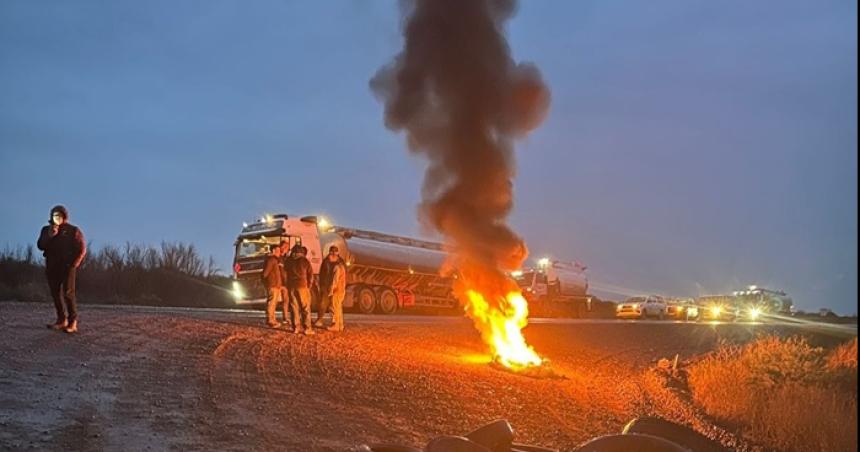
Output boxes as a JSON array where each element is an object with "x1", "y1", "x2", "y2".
[
  {"x1": 47, "y1": 265, "x2": 77, "y2": 323},
  {"x1": 288, "y1": 287, "x2": 312, "y2": 330}
]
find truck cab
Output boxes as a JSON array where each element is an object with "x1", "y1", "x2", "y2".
[
  {"x1": 512, "y1": 259, "x2": 590, "y2": 317},
  {"x1": 231, "y1": 214, "x2": 324, "y2": 304}
]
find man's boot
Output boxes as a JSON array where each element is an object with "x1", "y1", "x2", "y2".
[
  {"x1": 63, "y1": 320, "x2": 78, "y2": 334},
  {"x1": 47, "y1": 320, "x2": 67, "y2": 330}
]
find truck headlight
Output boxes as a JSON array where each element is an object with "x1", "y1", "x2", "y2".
[
  {"x1": 232, "y1": 281, "x2": 245, "y2": 300},
  {"x1": 710, "y1": 306, "x2": 722, "y2": 317},
  {"x1": 749, "y1": 308, "x2": 761, "y2": 320}
]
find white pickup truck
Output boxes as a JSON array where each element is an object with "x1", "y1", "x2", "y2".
[{"x1": 616, "y1": 296, "x2": 668, "y2": 320}]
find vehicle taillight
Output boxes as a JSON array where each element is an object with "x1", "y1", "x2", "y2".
[{"x1": 234, "y1": 263, "x2": 241, "y2": 273}]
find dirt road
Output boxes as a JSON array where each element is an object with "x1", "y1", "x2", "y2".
[{"x1": 0, "y1": 302, "x2": 850, "y2": 451}]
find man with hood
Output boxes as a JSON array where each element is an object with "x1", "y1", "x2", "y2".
[
  {"x1": 37, "y1": 205, "x2": 86, "y2": 334},
  {"x1": 315, "y1": 245, "x2": 347, "y2": 331},
  {"x1": 286, "y1": 244, "x2": 314, "y2": 335}
]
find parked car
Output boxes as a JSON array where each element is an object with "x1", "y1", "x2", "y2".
[
  {"x1": 616, "y1": 296, "x2": 667, "y2": 320},
  {"x1": 699, "y1": 303, "x2": 740, "y2": 321},
  {"x1": 666, "y1": 301, "x2": 699, "y2": 320}
]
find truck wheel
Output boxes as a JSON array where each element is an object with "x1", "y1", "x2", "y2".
[
  {"x1": 377, "y1": 287, "x2": 398, "y2": 315},
  {"x1": 356, "y1": 286, "x2": 376, "y2": 314}
]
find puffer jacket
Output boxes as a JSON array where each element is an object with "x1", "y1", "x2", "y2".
[
  {"x1": 285, "y1": 256, "x2": 314, "y2": 289},
  {"x1": 37, "y1": 223, "x2": 86, "y2": 268}
]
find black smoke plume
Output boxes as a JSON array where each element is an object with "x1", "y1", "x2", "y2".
[{"x1": 371, "y1": 0, "x2": 550, "y2": 289}]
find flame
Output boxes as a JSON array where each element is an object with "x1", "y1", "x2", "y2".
[{"x1": 463, "y1": 289, "x2": 543, "y2": 370}]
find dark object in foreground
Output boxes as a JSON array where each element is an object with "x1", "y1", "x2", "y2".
[
  {"x1": 356, "y1": 417, "x2": 726, "y2": 452},
  {"x1": 622, "y1": 417, "x2": 726, "y2": 452}
]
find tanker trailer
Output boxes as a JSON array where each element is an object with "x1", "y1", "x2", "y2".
[{"x1": 320, "y1": 227, "x2": 458, "y2": 314}]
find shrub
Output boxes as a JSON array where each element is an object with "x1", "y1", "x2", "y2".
[
  {"x1": 0, "y1": 242, "x2": 231, "y2": 308},
  {"x1": 688, "y1": 336, "x2": 857, "y2": 452},
  {"x1": 827, "y1": 337, "x2": 858, "y2": 371}
]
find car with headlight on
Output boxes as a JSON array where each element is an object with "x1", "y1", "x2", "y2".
[
  {"x1": 699, "y1": 303, "x2": 740, "y2": 321},
  {"x1": 666, "y1": 300, "x2": 699, "y2": 320},
  {"x1": 616, "y1": 296, "x2": 667, "y2": 319}
]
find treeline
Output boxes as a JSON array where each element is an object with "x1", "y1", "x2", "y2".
[{"x1": 0, "y1": 242, "x2": 234, "y2": 308}]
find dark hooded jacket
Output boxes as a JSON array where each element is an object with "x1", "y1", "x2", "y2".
[
  {"x1": 37, "y1": 223, "x2": 86, "y2": 269},
  {"x1": 285, "y1": 255, "x2": 314, "y2": 289}
]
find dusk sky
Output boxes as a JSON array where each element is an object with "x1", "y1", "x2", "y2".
[{"x1": 1, "y1": 1, "x2": 856, "y2": 313}]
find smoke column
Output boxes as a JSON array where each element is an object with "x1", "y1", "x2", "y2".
[{"x1": 371, "y1": 0, "x2": 550, "y2": 314}]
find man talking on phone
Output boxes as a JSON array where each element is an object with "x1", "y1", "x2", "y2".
[{"x1": 37, "y1": 205, "x2": 86, "y2": 334}]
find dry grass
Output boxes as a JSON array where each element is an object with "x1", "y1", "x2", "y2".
[
  {"x1": 688, "y1": 336, "x2": 857, "y2": 452},
  {"x1": 828, "y1": 337, "x2": 858, "y2": 370}
]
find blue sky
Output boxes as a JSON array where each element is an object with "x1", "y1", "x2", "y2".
[{"x1": 1, "y1": 1, "x2": 856, "y2": 313}]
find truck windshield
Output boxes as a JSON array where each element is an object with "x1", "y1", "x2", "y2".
[
  {"x1": 236, "y1": 240, "x2": 269, "y2": 259},
  {"x1": 514, "y1": 272, "x2": 535, "y2": 287}
]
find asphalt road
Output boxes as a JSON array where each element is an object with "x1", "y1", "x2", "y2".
[{"x1": 84, "y1": 303, "x2": 859, "y2": 337}]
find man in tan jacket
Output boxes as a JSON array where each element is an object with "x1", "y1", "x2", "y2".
[
  {"x1": 318, "y1": 246, "x2": 347, "y2": 332},
  {"x1": 261, "y1": 245, "x2": 285, "y2": 328}
]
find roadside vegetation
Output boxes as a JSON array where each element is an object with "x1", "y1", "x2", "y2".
[
  {"x1": 687, "y1": 335, "x2": 858, "y2": 452},
  {"x1": 0, "y1": 243, "x2": 233, "y2": 308}
]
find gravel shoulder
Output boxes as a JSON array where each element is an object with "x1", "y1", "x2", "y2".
[{"x1": 0, "y1": 301, "x2": 833, "y2": 451}]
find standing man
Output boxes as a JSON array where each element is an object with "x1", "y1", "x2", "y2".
[
  {"x1": 37, "y1": 205, "x2": 86, "y2": 334},
  {"x1": 261, "y1": 244, "x2": 284, "y2": 328},
  {"x1": 279, "y1": 241, "x2": 294, "y2": 329},
  {"x1": 286, "y1": 244, "x2": 314, "y2": 335},
  {"x1": 315, "y1": 245, "x2": 347, "y2": 331}
]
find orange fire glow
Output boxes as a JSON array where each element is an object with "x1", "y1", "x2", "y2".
[{"x1": 462, "y1": 289, "x2": 543, "y2": 370}]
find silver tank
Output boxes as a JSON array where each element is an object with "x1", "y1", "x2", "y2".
[{"x1": 320, "y1": 228, "x2": 448, "y2": 275}]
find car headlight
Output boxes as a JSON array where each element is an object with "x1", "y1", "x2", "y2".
[
  {"x1": 232, "y1": 281, "x2": 245, "y2": 300},
  {"x1": 710, "y1": 306, "x2": 722, "y2": 317},
  {"x1": 749, "y1": 308, "x2": 761, "y2": 320}
]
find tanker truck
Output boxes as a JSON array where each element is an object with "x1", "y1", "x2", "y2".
[
  {"x1": 231, "y1": 214, "x2": 457, "y2": 314},
  {"x1": 512, "y1": 259, "x2": 591, "y2": 317},
  {"x1": 230, "y1": 213, "x2": 590, "y2": 316}
]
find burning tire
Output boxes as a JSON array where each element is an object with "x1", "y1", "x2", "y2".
[
  {"x1": 376, "y1": 287, "x2": 399, "y2": 315},
  {"x1": 621, "y1": 417, "x2": 724, "y2": 452},
  {"x1": 355, "y1": 285, "x2": 377, "y2": 314},
  {"x1": 573, "y1": 433, "x2": 687, "y2": 452}
]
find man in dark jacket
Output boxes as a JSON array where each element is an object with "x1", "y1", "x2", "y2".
[
  {"x1": 261, "y1": 244, "x2": 285, "y2": 328},
  {"x1": 314, "y1": 245, "x2": 347, "y2": 329},
  {"x1": 279, "y1": 241, "x2": 296, "y2": 329},
  {"x1": 286, "y1": 245, "x2": 314, "y2": 335},
  {"x1": 36, "y1": 205, "x2": 86, "y2": 334}
]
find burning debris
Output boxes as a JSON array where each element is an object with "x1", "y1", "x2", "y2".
[{"x1": 371, "y1": 0, "x2": 551, "y2": 370}]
